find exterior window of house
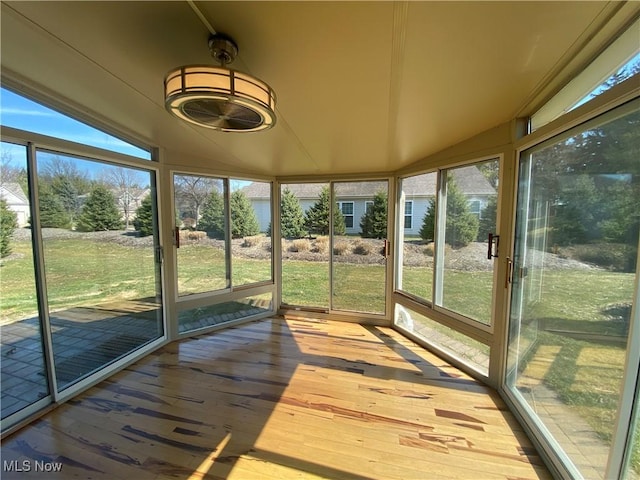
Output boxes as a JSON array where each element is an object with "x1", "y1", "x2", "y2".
[
  {"x1": 469, "y1": 200, "x2": 481, "y2": 218},
  {"x1": 404, "y1": 201, "x2": 413, "y2": 229},
  {"x1": 365, "y1": 200, "x2": 373, "y2": 213},
  {"x1": 339, "y1": 201, "x2": 354, "y2": 228}
]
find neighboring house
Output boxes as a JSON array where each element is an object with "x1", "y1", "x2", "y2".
[
  {"x1": 0, "y1": 182, "x2": 30, "y2": 227},
  {"x1": 242, "y1": 166, "x2": 496, "y2": 236},
  {"x1": 113, "y1": 187, "x2": 150, "y2": 227}
]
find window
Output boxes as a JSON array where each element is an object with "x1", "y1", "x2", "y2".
[
  {"x1": 1, "y1": 91, "x2": 163, "y2": 431},
  {"x1": 404, "y1": 200, "x2": 413, "y2": 229},
  {"x1": 339, "y1": 201, "x2": 354, "y2": 229},
  {"x1": 396, "y1": 160, "x2": 499, "y2": 326},
  {"x1": 531, "y1": 18, "x2": 640, "y2": 131},
  {"x1": 174, "y1": 174, "x2": 229, "y2": 297},
  {"x1": 507, "y1": 100, "x2": 639, "y2": 479},
  {"x1": 469, "y1": 200, "x2": 481, "y2": 218},
  {"x1": 365, "y1": 200, "x2": 373, "y2": 213},
  {"x1": 0, "y1": 88, "x2": 151, "y2": 160}
]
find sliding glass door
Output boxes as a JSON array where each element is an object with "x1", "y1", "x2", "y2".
[
  {"x1": 506, "y1": 100, "x2": 639, "y2": 479},
  {"x1": 1, "y1": 142, "x2": 51, "y2": 421},
  {"x1": 332, "y1": 181, "x2": 388, "y2": 314},
  {"x1": 36, "y1": 151, "x2": 163, "y2": 390}
]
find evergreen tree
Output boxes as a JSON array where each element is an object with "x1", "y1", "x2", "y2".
[
  {"x1": 198, "y1": 190, "x2": 225, "y2": 238},
  {"x1": 420, "y1": 178, "x2": 479, "y2": 247},
  {"x1": 419, "y1": 200, "x2": 436, "y2": 242},
  {"x1": 280, "y1": 187, "x2": 306, "y2": 238},
  {"x1": 304, "y1": 186, "x2": 346, "y2": 236},
  {"x1": 230, "y1": 190, "x2": 260, "y2": 238},
  {"x1": 0, "y1": 199, "x2": 17, "y2": 258},
  {"x1": 477, "y1": 196, "x2": 497, "y2": 242},
  {"x1": 360, "y1": 191, "x2": 387, "y2": 238},
  {"x1": 38, "y1": 185, "x2": 72, "y2": 229},
  {"x1": 76, "y1": 185, "x2": 123, "y2": 231},
  {"x1": 133, "y1": 195, "x2": 154, "y2": 237}
]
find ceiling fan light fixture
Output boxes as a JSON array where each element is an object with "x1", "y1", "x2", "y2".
[{"x1": 164, "y1": 34, "x2": 276, "y2": 132}]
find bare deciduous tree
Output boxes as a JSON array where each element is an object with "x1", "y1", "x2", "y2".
[{"x1": 99, "y1": 167, "x2": 145, "y2": 230}]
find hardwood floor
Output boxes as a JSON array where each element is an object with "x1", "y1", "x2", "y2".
[{"x1": 1, "y1": 317, "x2": 551, "y2": 479}]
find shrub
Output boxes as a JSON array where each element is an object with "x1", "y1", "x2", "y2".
[
  {"x1": 333, "y1": 240, "x2": 350, "y2": 256},
  {"x1": 0, "y1": 200, "x2": 17, "y2": 258},
  {"x1": 353, "y1": 240, "x2": 373, "y2": 255},
  {"x1": 242, "y1": 235, "x2": 261, "y2": 248},
  {"x1": 314, "y1": 236, "x2": 329, "y2": 254},
  {"x1": 423, "y1": 243, "x2": 434, "y2": 257},
  {"x1": 290, "y1": 239, "x2": 310, "y2": 252},
  {"x1": 564, "y1": 243, "x2": 636, "y2": 272}
]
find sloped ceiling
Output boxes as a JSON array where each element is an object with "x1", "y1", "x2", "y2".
[{"x1": 0, "y1": 1, "x2": 628, "y2": 177}]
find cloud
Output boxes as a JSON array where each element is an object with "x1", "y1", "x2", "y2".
[{"x1": 0, "y1": 107, "x2": 56, "y2": 117}]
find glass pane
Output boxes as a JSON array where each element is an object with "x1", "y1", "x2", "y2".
[
  {"x1": 36, "y1": 151, "x2": 163, "y2": 390},
  {"x1": 280, "y1": 183, "x2": 330, "y2": 309},
  {"x1": 175, "y1": 174, "x2": 228, "y2": 295},
  {"x1": 396, "y1": 172, "x2": 437, "y2": 302},
  {"x1": 0, "y1": 88, "x2": 151, "y2": 160},
  {"x1": 231, "y1": 180, "x2": 272, "y2": 286},
  {"x1": 178, "y1": 293, "x2": 273, "y2": 333},
  {"x1": 332, "y1": 181, "x2": 387, "y2": 314},
  {"x1": 437, "y1": 161, "x2": 499, "y2": 325},
  {"x1": 624, "y1": 388, "x2": 640, "y2": 479},
  {"x1": 0, "y1": 142, "x2": 50, "y2": 419},
  {"x1": 395, "y1": 305, "x2": 489, "y2": 375},
  {"x1": 507, "y1": 104, "x2": 639, "y2": 479}
]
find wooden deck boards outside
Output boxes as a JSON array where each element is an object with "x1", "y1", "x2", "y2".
[{"x1": 1, "y1": 317, "x2": 551, "y2": 479}]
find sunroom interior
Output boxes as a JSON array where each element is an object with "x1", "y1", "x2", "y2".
[{"x1": 1, "y1": 1, "x2": 639, "y2": 479}]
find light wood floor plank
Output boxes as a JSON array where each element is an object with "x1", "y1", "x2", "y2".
[{"x1": 2, "y1": 317, "x2": 551, "y2": 479}]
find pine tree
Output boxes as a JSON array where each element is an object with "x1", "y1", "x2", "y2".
[
  {"x1": 304, "y1": 186, "x2": 346, "y2": 236},
  {"x1": 360, "y1": 190, "x2": 387, "y2": 238},
  {"x1": 38, "y1": 185, "x2": 72, "y2": 229},
  {"x1": 76, "y1": 185, "x2": 123, "y2": 231},
  {"x1": 198, "y1": 191, "x2": 225, "y2": 238},
  {"x1": 420, "y1": 178, "x2": 479, "y2": 247},
  {"x1": 230, "y1": 190, "x2": 260, "y2": 238},
  {"x1": 419, "y1": 200, "x2": 436, "y2": 242},
  {"x1": 280, "y1": 187, "x2": 306, "y2": 238},
  {"x1": 133, "y1": 195, "x2": 154, "y2": 237},
  {"x1": 477, "y1": 196, "x2": 497, "y2": 242},
  {"x1": 0, "y1": 199, "x2": 18, "y2": 258}
]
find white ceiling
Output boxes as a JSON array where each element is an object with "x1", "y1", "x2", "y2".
[{"x1": 0, "y1": 1, "x2": 632, "y2": 177}]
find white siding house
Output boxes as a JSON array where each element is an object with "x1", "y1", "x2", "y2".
[
  {"x1": 243, "y1": 167, "x2": 496, "y2": 236},
  {"x1": 0, "y1": 183, "x2": 30, "y2": 227}
]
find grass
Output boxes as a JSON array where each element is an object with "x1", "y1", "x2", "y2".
[
  {"x1": 1, "y1": 236, "x2": 638, "y2": 473},
  {"x1": 513, "y1": 269, "x2": 638, "y2": 475}
]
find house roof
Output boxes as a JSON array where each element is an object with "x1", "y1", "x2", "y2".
[
  {"x1": 0, "y1": 183, "x2": 29, "y2": 205},
  {"x1": 242, "y1": 167, "x2": 495, "y2": 199}
]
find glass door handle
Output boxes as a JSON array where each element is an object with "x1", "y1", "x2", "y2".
[{"x1": 488, "y1": 233, "x2": 499, "y2": 259}]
